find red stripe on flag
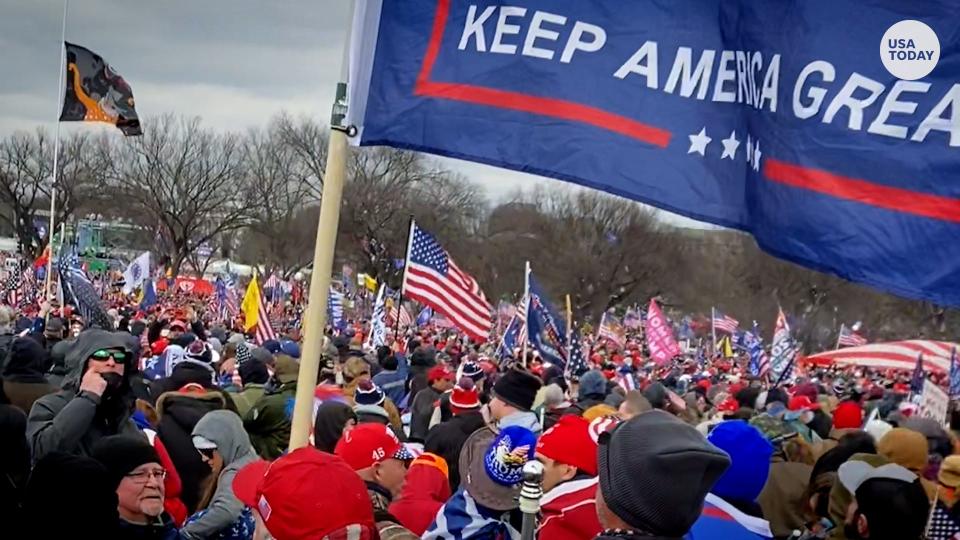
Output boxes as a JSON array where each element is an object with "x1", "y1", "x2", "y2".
[
  {"x1": 765, "y1": 159, "x2": 960, "y2": 223},
  {"x1": 414, "y1": 0, "x2": 672, "y2": 149}
]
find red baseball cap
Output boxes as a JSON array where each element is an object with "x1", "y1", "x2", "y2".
[
  {"x1": 788, "y1": 395, "x2": 820, "y2": 412},
  {"x1": 535, "y1": 415, "x2": 598, "y2": 476},
  {"x1": 232, "y1": 447, "x2": 376, "y2": 540},
  {"x1": 335, "y1": 423, "x2": 414, "y2": 471},
  {"x1": 428, "y1": 365, "x2": 454, "y2": 383}
]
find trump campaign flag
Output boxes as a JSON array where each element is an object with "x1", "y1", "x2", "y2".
[
  {"x1": 645, "y1": 298, "x2": 680, "y2": 364},
  {"x1": 348, "y1": 1, "x2": 960, "y2": 306}
]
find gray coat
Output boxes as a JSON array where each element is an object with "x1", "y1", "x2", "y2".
[
  {"x1": 181, "y1": 410, "x2": 257, "y2": 540},
  {"x1": 26, "y1": 330, "x2": 141, "y2": 462}
]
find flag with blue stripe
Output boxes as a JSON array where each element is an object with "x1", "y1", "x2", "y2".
[{"x1": 416, "y1": 306, "x2": 433, "y2": 327}]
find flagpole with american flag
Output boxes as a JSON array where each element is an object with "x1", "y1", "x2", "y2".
[{"x1": 522, "y1": 261, "x2": 530, "y2": 367}]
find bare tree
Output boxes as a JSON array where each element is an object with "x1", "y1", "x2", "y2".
[
  {"x1": 239, "y1": 120, "x2": 320, "y2": 277},
  {"x1": 95, "y1": 115, "x2": 254, "y2": 276},
  {"x1": 0, "y1": 130, "x2": 98, "y2": 258}
]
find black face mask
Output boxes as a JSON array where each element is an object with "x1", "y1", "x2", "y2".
[{"x1": 100, "y1": 372, "x2": 124, "y2": 392}]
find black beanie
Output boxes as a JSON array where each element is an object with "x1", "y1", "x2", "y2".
[
  {"x1": 22, "y1": 452, "x2": 119, "y2": 537},
  {"x1": 598, "y1": 410, "x2": 730, "y2": 536},
  {"x1": 493, "y1": 369, "x2": 542, "y2": 411},
  {"x1": 91, "y1": 435, "x2": 162, "y2": 489}
]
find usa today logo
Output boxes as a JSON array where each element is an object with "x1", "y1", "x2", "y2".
[{"x1": 881, "y1": 20, "x2": 940, "y2": 81}]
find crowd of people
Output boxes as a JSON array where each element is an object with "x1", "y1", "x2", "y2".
[{"x1": 0, "y1": 297, "x2": 956, "y2": 540}]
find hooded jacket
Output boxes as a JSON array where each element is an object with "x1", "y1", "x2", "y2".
[
  {"x1": 2, "y1": 337, "x2": 57, "y2": 414},
  {"x1": 45, "y1": 338, "x2": 72, "y2": 389},
  {"x1": 180, "y1": 410, "x2": 257, "y2": 540},
  {"x1": 389, "y1": 453, "x2": 452, "y2": 536},
  {"x1": 243, "y1": 378, "x2": 297, "y2": 460},
  {"x1": 538, "y1": 477, "x2": 602, "y2": 540},
  {"x1": 155, "y1": 389, "x2": 229, "y2": 513},
  {"x1": 26, "y1": 330, "x2": 142, "y2": 462}
]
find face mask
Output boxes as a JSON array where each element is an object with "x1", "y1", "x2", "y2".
[{"x1": 100, "y1": 372, "x2": 124, "y2": 390}]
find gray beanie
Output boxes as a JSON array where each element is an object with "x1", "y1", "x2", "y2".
[{"x1": 598, "y1": 410, "x2": 730, "y2": 536}]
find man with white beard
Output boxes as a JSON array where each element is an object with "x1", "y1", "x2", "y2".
[{"x1": 92, "y1": 435, "x2": 179, "y2": 539}]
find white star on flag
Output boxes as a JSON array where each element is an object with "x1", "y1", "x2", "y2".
[
  {"x1": 753, "y1": 140, "x2": 762, "y2": 171},
  {"x1": 720, "y1": 131, "x2": 740, "y2": 160},
  {"x1": 688, "y1": 127, "x2": 712, "y2": 156}
]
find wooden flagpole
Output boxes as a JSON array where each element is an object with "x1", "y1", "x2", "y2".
[{"x1": 287, "y1": 0, "x2": 355, "y2": 451}]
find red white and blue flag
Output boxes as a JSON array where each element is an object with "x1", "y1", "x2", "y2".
[
  {"x1": 838, "y1": 324, "x2": 868, "y2": 347},
  {"x1": 401, "y1": 221, "x2": 492, "y2": 341},
  {"x1": 712, "y1": 309, "x2": 739, "y2": 334}
]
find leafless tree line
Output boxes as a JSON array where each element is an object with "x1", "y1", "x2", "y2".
[{"x1": 0, "y1": 113, "x2": 954, "y2": 346}]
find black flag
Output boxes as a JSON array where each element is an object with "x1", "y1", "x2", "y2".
[{"x1": 60, "y1": 42, "x2": 142, "y2": 136}]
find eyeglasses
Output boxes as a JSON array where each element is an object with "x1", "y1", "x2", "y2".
[
  {"x1": 198, "y1": 447, "x2": 217, "y2": 460},
  {"x1": 90, "y1": 349, "x2": 127, "y2": 362},
  {"x1": 126, "y1": 469, "x2": 167, "y2": 484}
]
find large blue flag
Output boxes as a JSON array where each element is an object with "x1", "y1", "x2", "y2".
[
  {"x1": 526, "y1": 273, "x2": 567, "y2": 368},
  {"x1": 348, "y1": 1, "x2": 960, "y2": 306}
]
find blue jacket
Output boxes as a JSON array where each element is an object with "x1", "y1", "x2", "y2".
[
  {"x1": 687, "y1": 494, "x2": 772, "y2": 540},
  {"x1": 373, "y1": 353, "x2": 409, "y2": 406}
]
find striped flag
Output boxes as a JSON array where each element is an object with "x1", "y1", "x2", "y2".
[
  {"x1": 566, "y1": 326, "x2": 588, "y2": 377},
  {"x1": 401, "y1": 221, "x2": 492, "y2": 341},
  {"x1": 516, "y1": 295, "x2": 528, "y2": 348},
  {"x1": 366, "y1": 284, "x2": 387, "y2": 348},
  {"x1": 598, "y1": 312, "x2": 626, "y2": 349},
  {"x1": 388, "y1": 303, "x2": 413, "y2": 328},
  {"x1": 712, "y1": 309, "x2": 739, "y2": 334},
  {"x1": 838, "y1": 324, "x2": 868, "y2": 347},
  {"x1": 241, "y1": 274, "x2": 276, "y2": 345}
]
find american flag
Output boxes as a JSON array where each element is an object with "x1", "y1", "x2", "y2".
[
  {"x1": 928, "y1": 503, "x2": 960, "y2": 540},
  {"x1": 264, "y1": 273, "x2": 280, "y2": 290},
  {"x1": 617, "y1": 368, "x2": 638, "y2": 392},
  {"x1": 516, "y1": 295, "x2": 528, "y2": 348},
  {"x1": 3, "y1": 271, "x2": 21, "y2": 307},
  {"x1": 388, "y1": 303, "x2": 413, "y2": 328},
  {"x1": 401, "y1": 222, "x2": 492, "y2": 341},
  {"x1": 838, "y1": 324, "x2": 868, "y2": 347},
  {"x1": 598, "y1": 312, "x2": 625, "y2": 349},
  {"x1": 712, "y1": 309, "x2": 739, "y2": 334},
  {"x1": 566, "y1": 326, "x2": 588, "y2": 377}
]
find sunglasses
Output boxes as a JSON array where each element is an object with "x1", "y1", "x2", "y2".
[
  {"x1": 89, "y1": 349, "x2": 127, "y2": 362},
  {"x1": 198, "y1": 447, "x2": 218, "y2": 460}
]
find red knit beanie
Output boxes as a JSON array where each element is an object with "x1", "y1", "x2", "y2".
[{"x1": 535, "y1": 415, "x2": 598, "y2": 476}]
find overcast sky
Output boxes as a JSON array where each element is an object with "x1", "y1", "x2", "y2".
[{"x1": 0, "y1": 0, "x2": 709, "y2": 226}]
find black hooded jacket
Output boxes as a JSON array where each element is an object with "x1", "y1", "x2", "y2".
[
  {"x1": 25, "y1": 329, "x2": 142, "y2": 463},
  {"x1": 1, "y1": 338, "x2": 56, "y2": 414}
]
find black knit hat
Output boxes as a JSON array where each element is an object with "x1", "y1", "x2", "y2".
[
  {"x1": 492, "y1": 368, "x2": 542, "y2": 411},
  {"x1": 91, "y1": 435, "x2": 162, "y2": 489},
  {"x1": 597, "y1": 410, "x2": 730, "y2": 536}
]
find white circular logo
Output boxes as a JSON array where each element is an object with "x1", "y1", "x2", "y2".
[{"x1": 881, "y1": 20, "x2": 940, "y2": 81}]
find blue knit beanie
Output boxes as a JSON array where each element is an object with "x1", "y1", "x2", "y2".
[{"x1": 707, "y1": 420, "x2": 773, "y2": 502}]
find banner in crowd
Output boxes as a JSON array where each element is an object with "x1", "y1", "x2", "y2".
[
  {"x1": 348, "y1": 0, "x2": 960, "y2": 306},
  {"x1": 919, "y1": 379, "x2": 949, "y2": 427},
  {"x1": 645, "y1": 299, "x2": 680, "y2": 364},
  {"x1": 156, "y1": 276, "x2": 214, "y2": 296}
]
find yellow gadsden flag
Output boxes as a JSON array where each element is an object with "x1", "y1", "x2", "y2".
[{"x1": 241, "y1": 274, "x2": 262, "y2": 332}]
